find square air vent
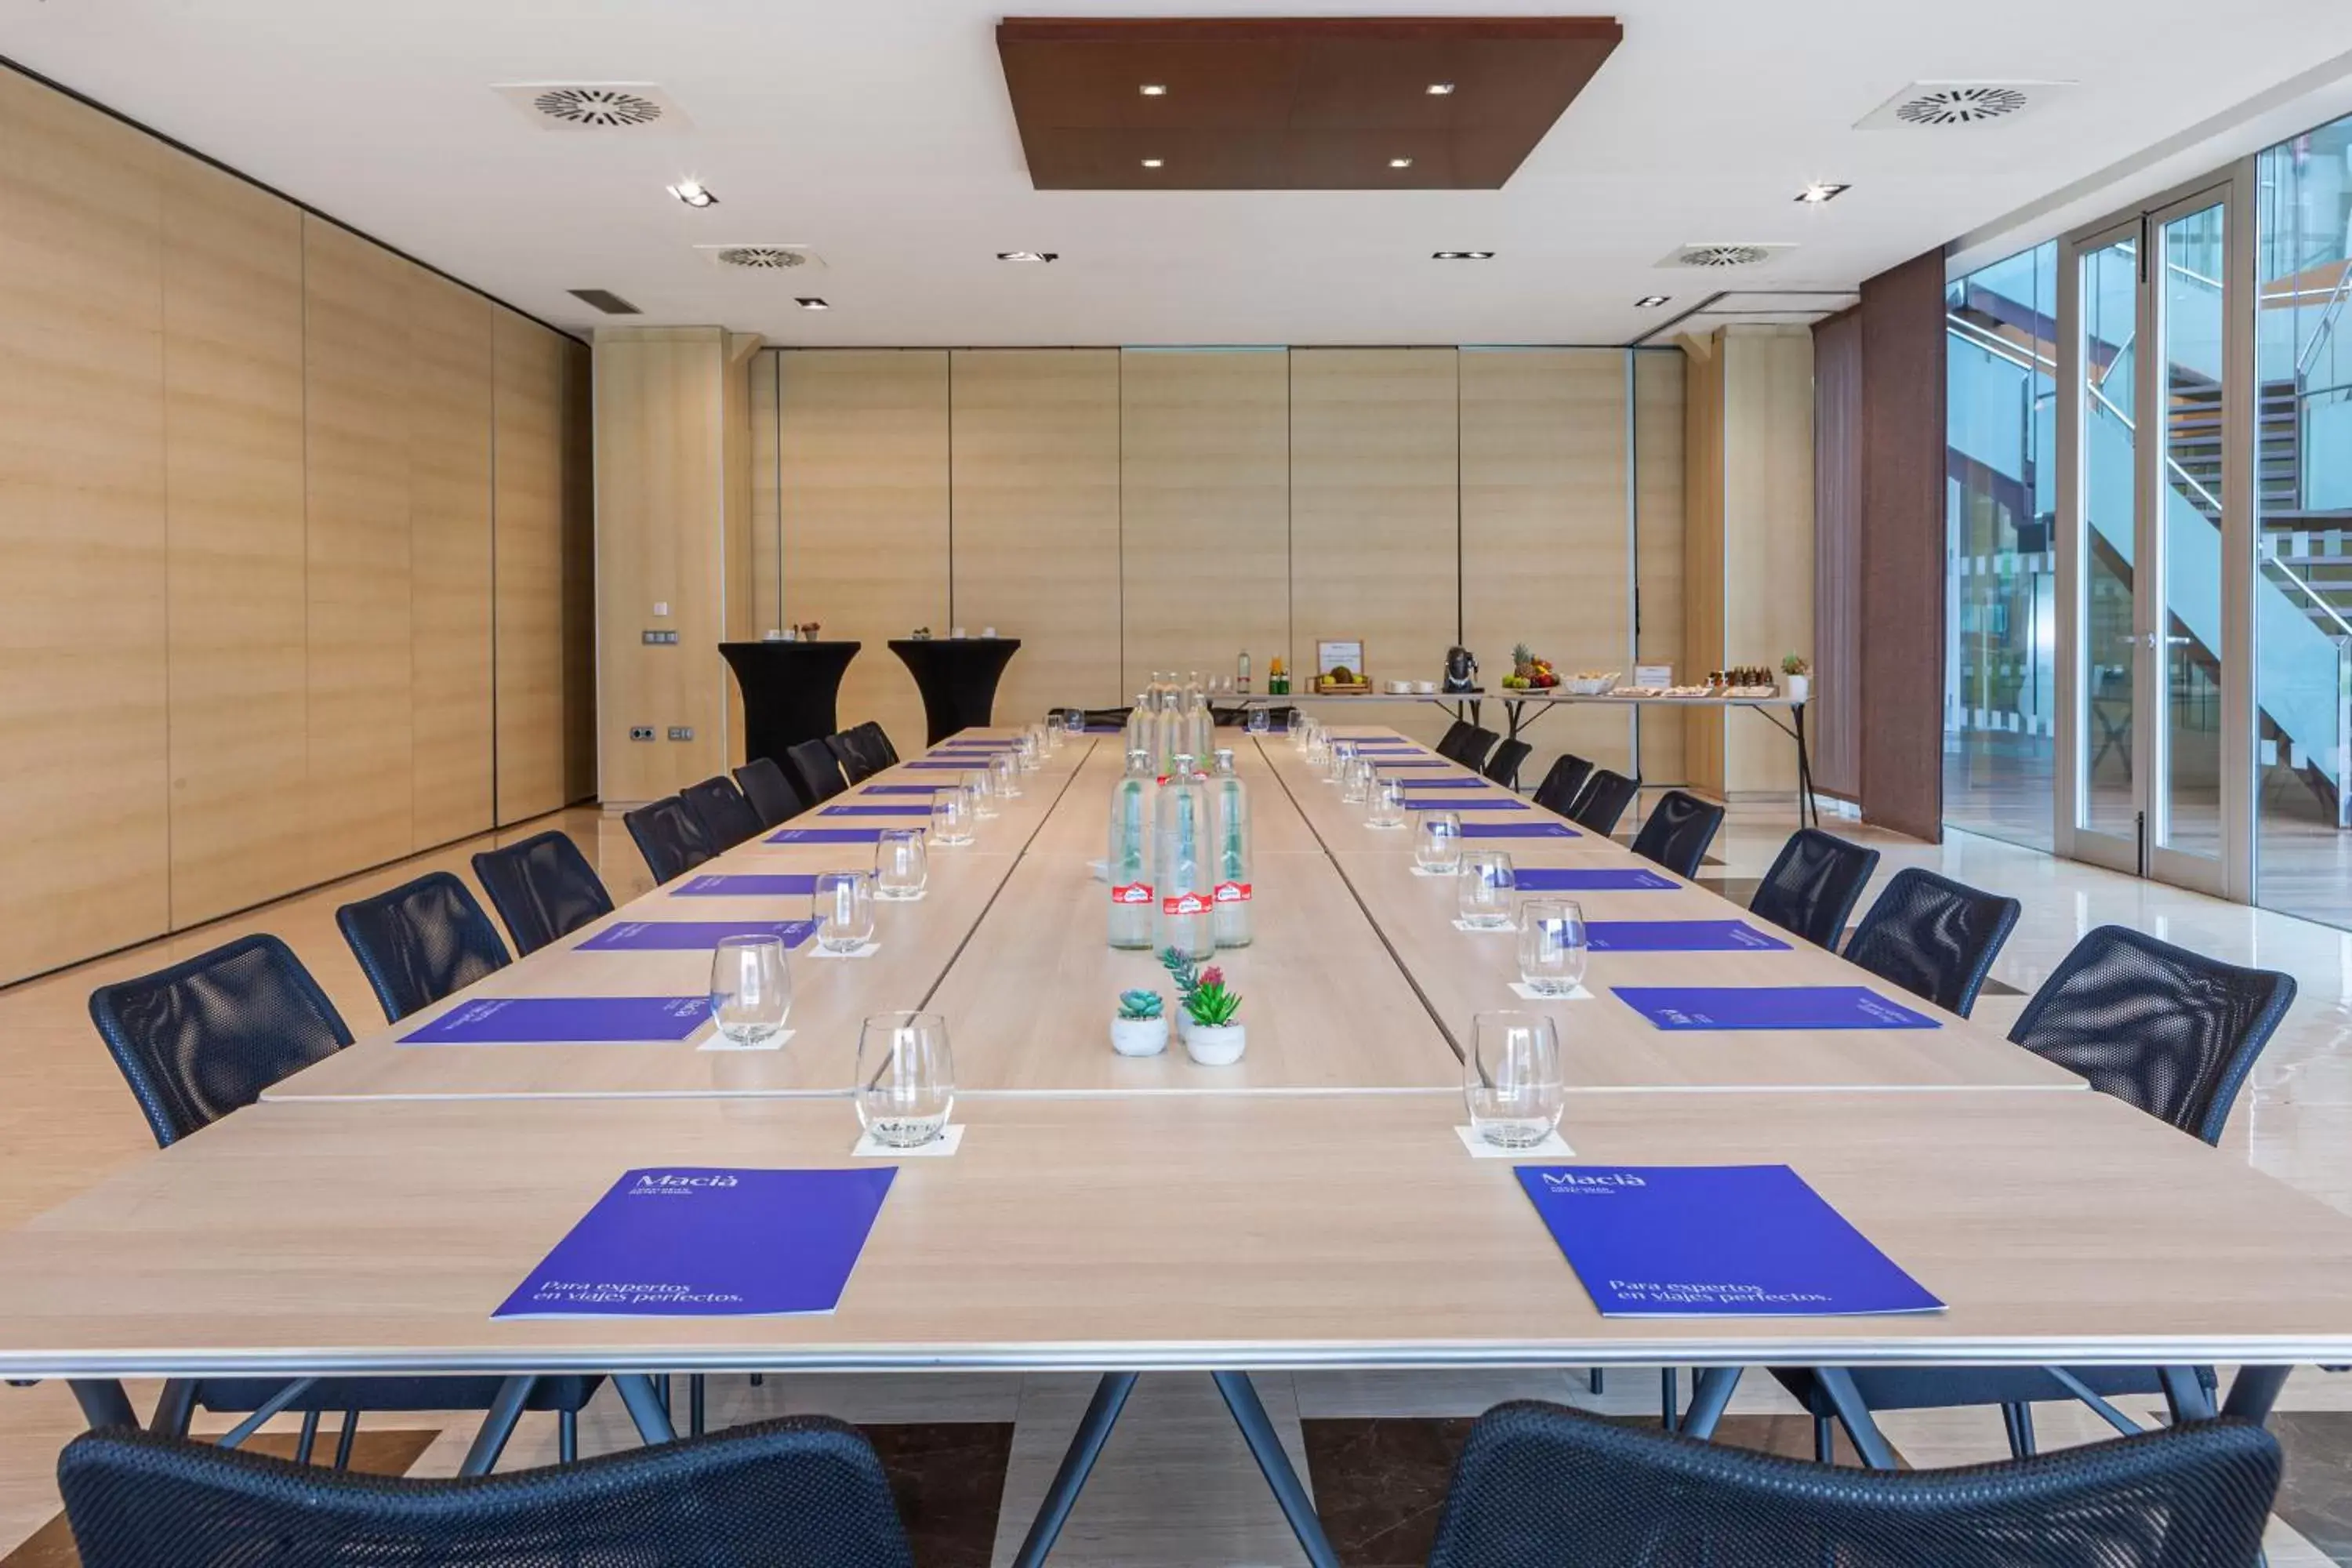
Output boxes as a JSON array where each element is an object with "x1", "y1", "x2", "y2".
[
  {"x1": 1657, "y1": 242, "x2": 1795, "y2": 270},
  {"x1": 1856, "y1": 81, "x2": 2074, "y2": 130},
  {"x1": 493, "y1": 82, "x2": 690, "y2": 131}
]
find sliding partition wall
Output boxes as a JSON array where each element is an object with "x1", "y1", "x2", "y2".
[
  {"x1": 745, "y1": 347, "x2": 1690, "y2": 795},
  {"x1": 1947, "y1": 103, "x2": 2352, "y2": 929}
]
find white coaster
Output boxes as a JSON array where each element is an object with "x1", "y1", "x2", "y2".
[
  {"x1": 699, "y1": 1029, "x2": 794, "y2": 1054},
  {"x1": 1509, "y1": 982, "x2": 1595, "y2": 1002},
  {"x1": 851, "y1": 1123, "x2": 964, "y2": 1158},
  {"x1": 1452, "y1": 918, "x2": 1515, "y2": 934},
  {"x1": 1455, "y1": 1126, "x2": 1575, "y2": 1159},
  {"x1": 808, "y1": 941, "x2": 881, "y2": 960},
  {"x1": 1412, "y1": 864, "x2": 1462, "y2": 878}
]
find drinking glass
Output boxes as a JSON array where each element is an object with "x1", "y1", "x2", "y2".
[
  {"x1": 989, "y1": 751, "x2": 1022, "y2": 799},
  {"x1": 1464, "y1": 1011, "x2": 1565, "y2": 1148},
  {"x1": 964, "y1": 769, "x2": 999, "y2": 819},
  {"x1": 1019, "y1": 724, "x2": 1047, "y2": 771},
  {"x1": 875, "y1": 827, "x2": 928, "y2": 901},
  {"x1": 1247, "y1": 707, "x2": 1271, "y2": 735},
  {"x1": 1457, "y1": 848, "x2": 1516, "y2": 928},
  {"x1": 1415, "y1": 811, "x2": 1464, "y2": 873},
  {"x1": 1044, "y1": 713, "x2": 1067, "y2": 750},
  {"x1": 1518, "y1": 898, "x2": 1590, "y2": 996},
  {"x1": 708, "y1": 935, "x2": 792, "y2": 1047},
  {"x1": 930, "y1": 788, "x2": 975, "y2": 846},
  {"x1": 1065, "y1": 708, "x2": 1088, "y2": 740},
  {"x1": 1367, "y1": 775, "x2": 1409, "y2": 829},
  {"x1": 1341, "y1": 757, "x2": 1375, "y2": 805},
  {"x1": 1327, "y1": 739, "x2": 1358, "y2": 782},
  {"x1": 813, "y1": 870, "x2": 876, "y2": 954},
  {"x1": 857, "y1": 1011, "x2": 956, "y2": 1148}
]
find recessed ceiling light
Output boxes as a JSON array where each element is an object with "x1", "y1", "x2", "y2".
[
  {"x1": 1426, "y1": 82, "x2": 1456, "y2": 96},
  {"x1": 1432, "y1": 251, "x2": 1495, "y2": 260},
  {"x1": 795, "y1": 297, "x2": 830, "y2": 310},
  {"x1": 1140, "y1": 157, "x2": 1164, "y2": 169},
  {"x1": 1795, "y1": 181, "x2": 1852, "y2": 205},
  {"x1": 1138, "y1": 83, "x2": 1167, "y2": 96},
  {"x1": 666, "y1": 178, "x2": 718, "y2": 209},
  {"x1": 996, "y1": 251, "x2": 1060, "y2": 263},
  {"x1": 1388, "y1": 157, "x2": 1414, "y2": 169},
  {"x1": 1635, "y1": 295, "x2": 1671, "y2": 307}
]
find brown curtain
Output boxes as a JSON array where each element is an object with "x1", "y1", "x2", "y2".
[{"x1": 1810, "y1": 307, "x2": 1862, "y2": 802}]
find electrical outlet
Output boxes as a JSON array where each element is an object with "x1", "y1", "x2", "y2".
[
  {"x1": 641, "y1": 629, "x2": 679, "y2": 645},
  {"x1": 668, "y1": 726, "x2": 695, "y2": 742},
  {"x1": 629, "y1": 726, "x2": 655, "y2": 742}
]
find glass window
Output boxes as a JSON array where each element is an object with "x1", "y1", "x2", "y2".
[
  {"x1": 1945, "y1": 241, "x2": 2060, "y2": 851},
  {"x1": 2256, "y1": 115, "x2": 2352, "y2": 931}
]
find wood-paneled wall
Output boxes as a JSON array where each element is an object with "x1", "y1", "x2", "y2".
[
  {"x1": 0, "y1": 67, "x2": 593, "y2": 985},
  {"x1": 750, "y1": 346, "x2": 1682, "y2": 776},
  {"x1": 1811, "y1": 307, "x2": 1864, "y2": 803}
]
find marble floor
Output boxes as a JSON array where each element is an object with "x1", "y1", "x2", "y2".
[{"x1": 0, "y1": 794, "x2": 2350, "y2": 1563}]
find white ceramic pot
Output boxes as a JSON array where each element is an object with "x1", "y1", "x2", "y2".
[
  {"x1": 1783, "y1": 673, "x2": 1810, "y2": 704},
  {"x1": 1185, "y1": 1022, "x2": 1247, "y2": 1066},
  {"x1": 1110, "y1": 1015, "x2": 1168, "y2": 1057}
]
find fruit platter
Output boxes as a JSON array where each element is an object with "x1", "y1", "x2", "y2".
[{"x1": 1498, "y1": 643, "x2": 1560, "y2": 691}]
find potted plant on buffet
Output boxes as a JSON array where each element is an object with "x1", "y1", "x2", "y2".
[
  {"x1": 1182, "y1": 966, "x2": 1246, "y2": 1066},
  {"x1": 1111, "y1": 989, "x2": 1168, "y2": 1058},
  {"x1": 1780, "y1": 653, "x2": 1812, "y2": 705}
]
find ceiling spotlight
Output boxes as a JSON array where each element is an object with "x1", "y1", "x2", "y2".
[
  {"x1": 795, "y1": 297, "x2": 830, "y2": 310},
  {"x1": 1432, "y1": 250, "x2": 1496, "y2": 260},
  {"x1": 1635, "y1": 295, "x2": 1671, "y2": 307},
  {"x1": 1426, "y1": 82, "x2": 1456, "y2": 96},
  {"x1": 1140, "y1": 157, "x2": 1164, "y2": 169},
  {"x1": 666, "y1": 178, "x2": 718, "y2": 209},
  {"x1": 996, "y1": 251, "x2": 1059, "y2": 263},
  {"x1": 1795, "y1": 181, "x2": 1852, "y2": 205},
  {"x1": 1138, "y1": 83, "x2": 1168, "y2": 96},
  {"x1": 1388, "y1": 157, "x2": 1415, "y2": 169}
]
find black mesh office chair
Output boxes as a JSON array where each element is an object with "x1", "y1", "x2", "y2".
[
  {"x1": 1568, "y1": 770, "x2": 1640, "y2": 837},
  {"x1": 335, "y1": 873, "x2": 512, "y2": 1023},
  {"x1": 472, "y1": 831, "x2": 615, "y2": 957},
  {"x1": 683, "y1": 775, "x2": 764, "y2": 849},
  {"x1": 1483, "y1": 738, "x2": 1533, "y2": 789},
  {"x1": 60, "y1": 1417, "x2": 914, "y2": 1568},
  {"x1": 735, "y1": 757, "x2": 808, "y2": 829},
  {"x1": 1629, "y1": 790, "x2": 1725, "y2": 880},
  {"x1": 1436, "y1": 720, "x2": 1479, "y2": 762},
  {"x1": 87, "y1": 938, "x2": 596, "y2": 1456},
  {"x1": 826, "y1": 731, "x2": 879, "y2": 784},
  {"x1": 786, "y1": 738, "x2": 850, "y2": 803},
  {"x1": 1423, "y1": 1401, "x2": 2278, "y2": 1568},
  {"x1": 1532, "y1": 754, "x2": 1593, "y2": 815},
  {"x1": 1842, "y1": 869, "x2": 2021, "y2": 1018},
  {"x1": 1774, "y1": 927, "x2": 2296, "y2": 1465},
  {"x1": 1749, "y1": 828, "x2": 1880, "y2": 948},
  {"x1": 624, "y1": 797, "x2": 717, "y2": 884},
  {"x1": 851, "y1": 721, "x2": 901, "y2": 768},
  {"x1": 1454, "y1": 725, "x2": 1502, "y2": 774}
]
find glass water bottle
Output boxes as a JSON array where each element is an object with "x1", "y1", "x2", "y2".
[
  {"x1": 1108, "y1": 749, "x2": 1157, "y2": 949},
  {"x1": 1210, "y1": 748, "x2": 1253, "y2": 949},
  {"x1": 1153, "y1": 754, "x2": 1215, "y2": 960}
]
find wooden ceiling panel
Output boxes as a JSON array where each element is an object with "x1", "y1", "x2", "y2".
[{"x1": 996, "y1": 16, "x2": 1622, "y2": 191}]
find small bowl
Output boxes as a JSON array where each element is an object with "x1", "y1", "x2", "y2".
[{"x1": 1414, "y1": 681, "x2": 1437, "y2": 695}]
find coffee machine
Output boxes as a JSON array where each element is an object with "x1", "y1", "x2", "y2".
[{"x1": 1443, "y1": 646, "x2": 1479, "y2": 694}]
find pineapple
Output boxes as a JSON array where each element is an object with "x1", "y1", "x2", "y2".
[{"x1": 1511, "y1": 642, "x2": 1536, "y2": 681}]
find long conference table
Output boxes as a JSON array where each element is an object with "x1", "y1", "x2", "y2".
[{"x1": 2, "y1": 724, "x2": 2350, "y2": 1566}]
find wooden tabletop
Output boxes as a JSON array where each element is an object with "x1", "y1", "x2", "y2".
[{"x1": 3, "y1": 1090, "x2": 2348, "y2": 1378}]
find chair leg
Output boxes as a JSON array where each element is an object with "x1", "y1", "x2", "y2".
[
  {"x1": 1679, "y1": 1368, "x2": 1744, "y2": 1442},
  {"x1": 1813, "y1": 1414, "x2": 1834, "y2": 1463},
  {"x1": 1587, "y1": 1368, "x2": 1604, "y2": 1395},
  {"x1": 332, "y1": 1409, "x2": 359, "y2": 1470},
  {"x1": 294, "y1": 1408, "x2": 321, "y2": 1465},
  {"x1": 71, "y1": 1381, "x2": 137, "y2": 1432},
  {"x1": 1660, "y1": 1367, "x2": 1679, "y2": 1432},
  {"x1": 689, "y1": 1373, "x2": 706, "y2": 1436},
  {"x1": 146, "y1": 1379, "x2": 196, "y2": 1439},
  {"x1": 559, "y1": 1407, "x2": 579, "y2": 1464}
]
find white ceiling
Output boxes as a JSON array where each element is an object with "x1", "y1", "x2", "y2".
[{"x1": 7, "y1": 0, "x2": 2352, "y2": 346}]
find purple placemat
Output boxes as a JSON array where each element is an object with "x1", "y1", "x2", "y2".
[
  {"x1": 1514, "y1": 867, "x2": 1679, "y2": 891},
  {"x1": 1403, "y1": 797, "x2": 1530, "y2": 811},
  {"x1": 579, "y1": 920, "x2": 818, "y2": 952},
  {"x1": 1583, "y1": 920, "x2": 1790, "y2": 953},
  {"x1": 673, "y1": 873, "x2": 820, "y2": 897},
  {"x1": 401, "y1": 996, "x2": 707, "y2": 1045},
  {"x1": 1612, "y1": 986, "x2": 1940, "y2": 1031},
  {"x1": 820, "y1": 804, "x2": 935, "y2": 818},
  {"x1": 1461, "y1": 821, "x2": 1578, "y2": 838},
  {"x1": 766, "y1": 826, "x2": 889, "y2": 845}
]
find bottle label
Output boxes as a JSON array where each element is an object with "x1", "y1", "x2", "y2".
[
  {"x1": 1112, "y1": 882, "x2": 1154, "y2": 906},
  {"x1": 1213, "y1": 880, "x2": 1253, "y2": 904},
  {"x1": 1161, "y1": 890, "x2": 1211, "y2": 917}
]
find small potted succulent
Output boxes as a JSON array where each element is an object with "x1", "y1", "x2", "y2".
[
  {"x1": 1182, "y1": 965, "x2": 1246, "y2": 1066},
  {"x1": 1111, "y1": 989, "x2": 1168, "y2": 1057},
  {"x1": 1780, "y1": 653, "x2": 1812, "y2": 705}
]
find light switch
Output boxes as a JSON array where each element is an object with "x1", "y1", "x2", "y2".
[{"x1": 652, "y1": 601, "x2": 670, "y2": 618}]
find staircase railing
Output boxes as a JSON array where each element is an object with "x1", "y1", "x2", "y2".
[{"x1": 2294, "y1": 262, "x2": 2352, "y2": 379}]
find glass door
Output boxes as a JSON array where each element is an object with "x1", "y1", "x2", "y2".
[{"x1": 2060, "y1": 184, "x2": 2244, "y2": 897}]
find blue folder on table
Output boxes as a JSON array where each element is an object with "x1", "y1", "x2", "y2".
[
  {"x1": 401, "y1": 996, "x2": 708, "y2": 1045},
  {"x1": 820, "y1": 804, "x2": 934, "y2": 817},
  {"x1": 1514, "y1": 1164, "x2": 1943, "y2": 1317},
  {"x1": 1461, "y1": 821, "x2": 1578, "y2": 839},
  {"x1": 1404, "y1": 797, "x2": 1529, "y2": 811},
  {"x1": 864, "y1": 784, "x2": 949, "y2": 795},
  {"x1": 1613, "y1": 985, "x2": 1939, "y2": 1031},
  {"x1": 1375, "y1": 760, "x2": 1455, "y2": 769},
  {"x1": 766, "y1": 826, "x2": 888, "y2": 845},
  {"x1": 577, "y1": 920, "x2": 817, "y2": 953},
  {"x1": 1398, "y1": 778, "x2": 1497, "y2": 790},
  {"x1": 1584, "y1": 920, "x2": 1790, "y2": 953},
  {"x1": 495, "y1": 1167, "x2": 896, "y2": 1319},
  {"x1": 672, "y1": 873, "x2": 819, "y2": 898},
  {"x1": 902, "y1": 760, "x2": 985, "y2": 770},
  {"x1": 1513, "y1": 867, "x2": 1677, "y2": 892}
]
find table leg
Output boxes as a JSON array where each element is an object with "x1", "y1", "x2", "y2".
[
  {"x1": 2158, "y1": 1366, "x2": 2216, "y2": 1424},
  {"x1": 1211, "y1": 1371, "x2": 1339, "y2": 1568},
  {"x1": 1010, "y1": 1372, "x2": 1138, "y2": 1568},
  {"x1": 1794, "y1": 703, "x2": 1818, "y2": 829},
  {"x1": 457, "y1": 1375, "x2": 538, "y2": 1476},
  {"x1": 68, "y1": 1379, "x2": 135, "y2": 1431},
  {"x1": 1679, "y1": 1367, "x2": 1743, "y2": 1440},
  {"x1": 1812, "y1": 1370, "x2": 1899, "y2": 1469},
  {"x1": 612, "y1": 1374, "x2": 679, "y2": 1445},
  {"x1": 2222, "y1": 1363, "x2": 2293, "y2": 1423}
]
